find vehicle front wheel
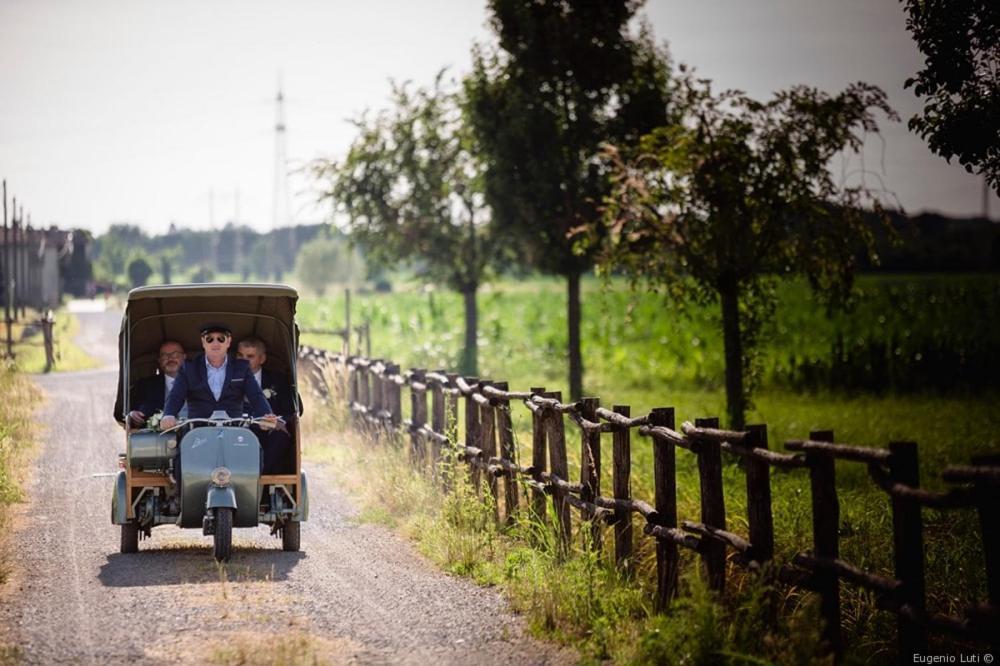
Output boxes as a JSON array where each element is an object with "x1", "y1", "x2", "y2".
[
  {"x1": 281, "y1": 520, "x2": 300, "y2": 552},
  {"x1": 120, "y1": 522, "x2": 139, "y2": 554},
  {"x1": 213, "y1": 508, "x2": 233, "y2": 562}
]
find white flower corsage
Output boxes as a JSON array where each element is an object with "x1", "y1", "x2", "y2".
[
  {"x1": 263, "y1": 388, "x2": 277, "y2": 400},
  {"x1": 146, "y1": 411, "x2": 163, "y2": 430}
]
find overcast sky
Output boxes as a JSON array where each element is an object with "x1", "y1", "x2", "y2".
[{"x1": 1, "y1": 0, "x2": 995, "y2": 236}]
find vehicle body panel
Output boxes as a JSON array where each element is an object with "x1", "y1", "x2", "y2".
[
  {"x1": 179, "y1": 426, "x2": 261, "y2": 528},
  {"x1": 111, "y1": 470, "x2": 128, "y2": 524}
]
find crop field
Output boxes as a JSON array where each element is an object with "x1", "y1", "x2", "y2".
[{"x1": 298, "y1": 273, "x2": 1000, "y2": 657}]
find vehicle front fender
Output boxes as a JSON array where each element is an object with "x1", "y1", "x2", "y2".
[
  {"x1": 206, "y1": 485, "x2": 237, "y2": 510},
  {"x1": 296, "y1": 470, "x2": 309, "y2": 521},
  {"x1": 111, "y1": 470, "x2": 128, "y2": 524}
]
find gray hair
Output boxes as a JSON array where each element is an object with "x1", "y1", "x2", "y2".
[{"x1": 237, "y1": 337, "x2": 266, "y2": 355}]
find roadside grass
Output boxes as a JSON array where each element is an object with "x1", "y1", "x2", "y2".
[
  {"x1": 10, "y1": 310, "x2": 100, "y2": 374},
  {"x1": 301, "y1": 406, "x2": 837, "y2": 664},
  {"x1": 297, "y1": 275, "x2": 998, "y2": 661},
  {"x1": 0, "y1": 362, "x2": 42, "y2": 585},
  {"x1": 0, "y1": 644, "x2": 22, "y2": 665},
  {"x1": 209, "y1": 631, "x2": 346, "y2": 665}
]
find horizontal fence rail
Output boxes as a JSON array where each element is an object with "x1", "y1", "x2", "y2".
[{"x1": 297, "y1": 346, "x2": 1000, "y2": 658}]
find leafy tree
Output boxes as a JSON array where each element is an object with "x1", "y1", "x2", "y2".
[
  {"x1": 901, "y1": 0, "x2": 1000, "y2": 193},
  {"x1": 591, "y1": 76, "x2": 897, "y2": 428},
  {"x1": 126, "y1": 256, "x2": 153, "y2": 289},
  {"x1": 294, "y1": 235, "x2": 365, "y2": 296},
  {"x1": 465, "y1": 0, "x2": 674, "y2": 398},
  {"x1": 190, "y1": 265, "x2": 214, "y2": 283},
  {"x1": 61, "y1": 230, "x2": 94, "y2": 297},
  {"x1": 316, "y1": 75, "x2": 495, "y2": 375}
]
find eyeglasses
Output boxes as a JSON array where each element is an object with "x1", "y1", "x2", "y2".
[
  {"x1": 202, "y1": 334, "x2": 228, "y2": 343},
  {"x1": 158, "y1": 351, "x2": 185, "y2": 360}
]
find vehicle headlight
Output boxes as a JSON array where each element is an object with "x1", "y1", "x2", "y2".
[{"x1": 210, "y1": 466, "x2": 232, "y2": 486}]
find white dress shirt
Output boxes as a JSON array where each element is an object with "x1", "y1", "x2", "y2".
[{"x1": 206, "y1": 356, "x2": 228, "y2": 400}]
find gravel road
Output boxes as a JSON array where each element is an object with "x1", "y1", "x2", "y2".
[{"x1": 0, "y1": 306, "x2": 574, "y2": 665}]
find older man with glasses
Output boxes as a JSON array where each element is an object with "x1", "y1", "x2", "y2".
[
  {"x1": 159, "y1": 323, "x2": 277, "y2": 431},
  {"x1": 127, "y1": 340, "x2": 186, "y2": 428}
]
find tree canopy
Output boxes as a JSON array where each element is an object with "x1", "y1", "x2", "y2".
[
  {"x1": 126, "y1": 256, "x2": 153, "y2": 289},
  {"x1": 592, "y1": 75, "x2": 897, "y2": 427},
  {"x1": 465, "y1": 0, "x2": 674, "y2": 398},
  {"x1": 901, "y1": 0, "x2": 1000, "y2": 193},
  {"x1": 315, "y1": 74, "x2": 496, "y2": 374}
]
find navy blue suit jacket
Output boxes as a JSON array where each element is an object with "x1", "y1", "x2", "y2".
[
  {"x1": 255, "y1": 368, "x2": 298, "y2": 419},
  {"x1": 133, "y1": 374, "x2": 167, "y2": 417},
  {"x1": 164, "y1": 355, "x2": 271, "y2": 419}
]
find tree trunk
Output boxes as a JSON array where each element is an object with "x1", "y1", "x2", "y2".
[
  {"x1": 460, "y1": 286, "x2": 478, "y2": 376},
  {"x1": 720, "y1": 281, "x2": 746, "y2": 430},
  {"x1": 567, "y1": 271, "x2": 583, "y2": 400}
]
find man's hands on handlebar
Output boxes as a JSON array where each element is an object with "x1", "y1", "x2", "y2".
[{"x1": 158, "y1": 413, "x2": 279, "y2": 431}]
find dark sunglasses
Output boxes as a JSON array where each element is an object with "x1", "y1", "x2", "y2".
[{"x1": 202, "y1": 334, "x2": 228, "y2": 343}]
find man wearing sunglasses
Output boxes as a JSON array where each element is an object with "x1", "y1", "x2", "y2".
[
  {"x1": 127, "y1": 340, "x2": 185, "y2": 428},
  {"x1": 160, "y1": 323, "x2": 277, "y2": 431}
]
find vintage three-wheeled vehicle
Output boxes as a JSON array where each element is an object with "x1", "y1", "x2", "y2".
[{"x1": 111, "y1": 283, "x2": 308, "y2": 561}]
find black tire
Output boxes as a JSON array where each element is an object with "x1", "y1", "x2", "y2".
[
  {"x1": 120, "y1": 522, "x2": 139, "y2": 554},
  {"x1": 281, "y1": 520, "x2": 300, "y2": 552},
  {"x1": 213, "y1": 508, "x2": 233, "y2": 562}
]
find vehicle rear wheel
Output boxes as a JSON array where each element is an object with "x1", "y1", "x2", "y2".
[
  {"x1": 120, "y1": 522, "x2": 139, "y2": 554},
  {"x1": 281, "y1": 520, "x2": 300, "y2": 552},
  {"x1": 213, "y1": 508, "x2": 233, "y2": 562}
]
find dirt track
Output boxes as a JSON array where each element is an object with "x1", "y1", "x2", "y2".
[{"x1": 0, "y1": 307, "x2": 574, "y2": 665}]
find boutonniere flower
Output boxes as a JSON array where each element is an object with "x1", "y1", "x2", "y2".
[
  {"x1": 146, "y1": 411, "x2": 163, "y2": 430},
  {"x1": 263, "y1": 387, "x2": 277, "y2": 400}
]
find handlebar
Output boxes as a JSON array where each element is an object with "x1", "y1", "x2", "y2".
[{"x1": 159, "y1": 415, "x2": 284, "y2": 434}]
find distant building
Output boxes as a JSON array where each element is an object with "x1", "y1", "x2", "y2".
[{"x1": 0, "y1": 226, "x2": 76, "y2": 310}]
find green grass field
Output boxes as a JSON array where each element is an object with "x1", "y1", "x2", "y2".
[
  {"x1": 298, "y1": 274, "x2": 1000, "y2": 461},
  {"x1": 298, "y1": 273, "x2": 1000, "y2": 661}
]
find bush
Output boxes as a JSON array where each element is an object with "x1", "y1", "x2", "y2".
[
  {"x1": 127, "y1": 257, "x2": 153, "y2": 288},
  {"x1": 190, "y1": 265, "x2": 214, "y2": 283}
]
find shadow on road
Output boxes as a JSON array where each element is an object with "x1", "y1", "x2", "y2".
[{"x1": 98, "y1": 547, "x2": 306, "y2": 587}]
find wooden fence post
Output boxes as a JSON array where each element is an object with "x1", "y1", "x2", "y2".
[
  {"x1": 807, "y1": 429, "x2": 840, "y2": 657},
  {"x1": 431, "y1": 373, "x2": 446, "y2": 487},
  {"x1": 650, "y1": 407, "x2": 678, "y2": 611},
  {"x1": 464, "y1": 376, "x2": 481, "y2": 494},
  {"x1": 387, "y1": 364, "x2": 402, "y2": 439},
  {"x1": 479, "y1": 381, "x2": 500, "y2": 523},
  {"x1": 745, "y1": 424, "x2": 774, "y2": 565},
  {"x1": 359, "y1": 364, "x2": 371, "y2": 433},
  {"x1": 445, "y1": 373, "x2": 460, "y2": 489},
  {"x1": 968, "y1": 454, "x2": 1000, "y2": 655},
  {"x1": 546, "y1": 392, "x2": 571, "y2": 553},
  {"x1": 495, "y1": 382, "x2": 519, "y2": 525},
  {"x1": 612, "y1": 405, "x2": 633, "y2": 574},
  {"x1": 410, "y1": 369, "x2": 426, "y2": 468},
  {"x1": 889, "y1": 441, "x2": 927, "y2": 656},
  {"x1": 347, "y1": 360, "x2": 358, "y2": 431},
  {"x1": 580, "y1": 397, "x2": 601, "y2": 552},
  {"x1": 695, "y1": 417, "x2": 726, "y2": 592},
  {"x1": 530, "y1": 387, "x2": 547, "y2": 523},
  {"x1": 370, "y1": 360, "x2": 384, "y2": 443},
  {"x1": 41, "y1": 310, "x2": 54, "y2": 372}
]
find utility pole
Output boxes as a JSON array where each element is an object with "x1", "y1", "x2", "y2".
[
  {"x1": 11, "y1": 199, "x2": 18, "y2": 324},
  {"x1": 2, "y1": 181, "x2": 11, "y2": 358},
  {"x1": 17, "y1": 205, "x2": 24, "y2": 318},
  {"x1": 272, "y1": 78, "x2": 291, "y2": 281},
  {"x1": 233, "y1": 187, "x2": 243, "y2": 281},
  {"x1": 209, "y1": 188, "x2": 218, "y2": 279},
  {"x1": 24, "y1": 214, "x2": 32, "y2": 314}
]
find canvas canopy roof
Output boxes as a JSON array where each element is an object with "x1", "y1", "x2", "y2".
[{"x1": 114, "y1": 283, "x2": 300, "y2": 423}]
